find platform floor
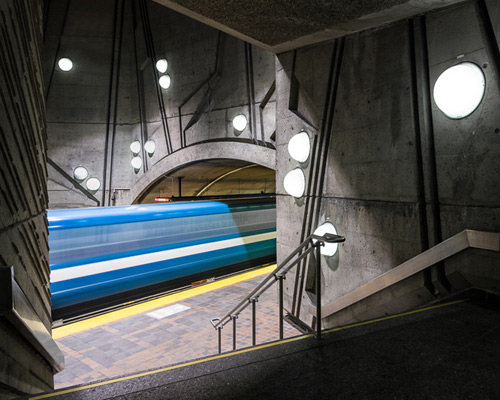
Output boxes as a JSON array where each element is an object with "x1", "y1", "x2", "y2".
[{"x1": 52, "y1": 265, "x2": 300, "y2": 389}]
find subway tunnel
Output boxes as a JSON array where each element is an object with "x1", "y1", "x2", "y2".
[{"x1": 2, "y1": 0, "x2": 500, "y2": 398}]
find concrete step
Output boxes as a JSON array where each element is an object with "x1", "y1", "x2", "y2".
[{"x1": 27, "y1": 296, "x2": 500, "y2": 400}]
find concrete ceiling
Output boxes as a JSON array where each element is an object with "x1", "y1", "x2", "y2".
[
  {"x1": 139, "y1": 160, "x2": 276, "y2": 203},
  {"x1": 153, "y1": 0, "x2": 467, "y2": 53}
]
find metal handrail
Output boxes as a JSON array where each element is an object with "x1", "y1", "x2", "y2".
[{"x1": 211, "y1": 232, "x2": 345, "y2": 353}]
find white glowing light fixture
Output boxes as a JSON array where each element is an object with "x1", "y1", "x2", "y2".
[
  {"x1": 86, "y1": 177, "x2": 101, "y2": 191},
  {"x1": 73, "y1": 166, "x2": 88, "y2": 181},
  {"x1": 288, "y1": 130, "x2": 311, "y2": 163},
  {"x1": 130, "y1": 140, "x2": 141, "y2": 155},
  {"x1": 313, "y1": 221, "x2": 339, "y2": 257},
  {"x1": 232, "y1": 114, "x2": 247, "y2": 132},
  {"x1": 433, "y1": 62, "x2": 485, "y2": 119},
  {"x1": 131, "y1": 156, "x2": 142, "y2": 169},
  {"x1": 159, "y1": 75, "x2": 171, "y2": 89},
  {"x1": 58, "y1": 58, "x2": 73, "y2": 71},
  {"x1": 283, "y1": 168, "x2": 305, "y2": 198},
  {"x1": 144, "y1": 140, "x2": 156, "y2": 155},
  {"x1": 156, "y1": 59, "x2": 168, "y2": 73}
]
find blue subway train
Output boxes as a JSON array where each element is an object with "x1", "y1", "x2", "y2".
[{"x1": 48, "y1": 199, "x2": 276, "y2": 320}]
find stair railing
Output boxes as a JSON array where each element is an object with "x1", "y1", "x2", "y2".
[{"x1": 211, "y1": 232, "x2": 345, "y2": 354}]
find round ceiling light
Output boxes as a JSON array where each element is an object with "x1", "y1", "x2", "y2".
[
  {"x1": 144, "y1": 140, "x2": 156, "y2": 155},
  {"x1": 131, "y1": 156, "x2": 142, "y2": 169},
  {"x1": 58, "y1": 58, "x2": 73, "y2": 71},
  {"x1": 232, "y1": 114, "x2": 247, "y2": 132},
  {"x1": 433, "y1": 62, "x2": 485, "y2": 119},
  {"x1": 313, "y1": 221, "x2": 339, "y2": 257},
  {"x1": 156, "y1": 59, "x2": 168, "y2": 73},
  {"x1": 283, "y1": 168, "x2": 305, "y2": 198},
  {"x1": 288, "y1": 130, "x2": 311, "y2": 163},
  {"x1": 130, "y1": 140, "x2": 141, "y2": 154},
  {"x1": 73, "y1": 166, "x2": 88, "y2": 181},
  {"x1": 86, "y1": 177, "x2": 101, "y2": 191},
  {"x1": 159, "y1": 75, "x2": 171, "y2": 89}
]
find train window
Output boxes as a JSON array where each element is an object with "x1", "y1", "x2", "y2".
[{"x1": 433, "y1": 62, "x2": 485, "y2": 119}]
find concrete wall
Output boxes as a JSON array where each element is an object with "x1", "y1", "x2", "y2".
[
  {"x1": 44, "y1": 0, "x2": 276, "y2": 208},
  {"x1": 276, "y1": 0, "x2": 500, "y2": 328},
  {"x1": 0, "y1": 0, "x2": 55, "y2": 397}
]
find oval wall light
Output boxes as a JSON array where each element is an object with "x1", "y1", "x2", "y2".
[
  {"x1": 288, "y1": 130, "x2": 311, "y2": 163},
  {"x1": 283, "y1": 168, "x2": 306, "y2": 198},
  {"x1": 131, "y1": 156, "x2": 142, "y2": 170},
  {"x1": 159, "y1": 75, "x2": 171, "y2": 89},
  {"x1": 313, "y1": 221, "x2": 339, "y2": 257},
  {"x1": 58, "y1": 58, "x2": 73, "y2": 71},
  {"x1": 232, "y1": 114, "x2": 248, "y2": 132},
  {"x1": 86, "y1": 177, "x2": 101, "y2": 191},
  {"x1": 156, "y1": 59, "x2": 168, "y2": 73},
  {"x1": 73, "y1": 166, "x2": 88, "y2": 181},
  {"x1": 144, "y1": 140, "x2": 156, "y2": 155},
  {"x1": 130, "y1": 140, "x2": 141, "y2": 155},
  {"x1": 433, "y1": 62, "x2": 485, "y2": 119}
]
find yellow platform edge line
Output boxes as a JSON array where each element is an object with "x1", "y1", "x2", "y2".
[
  {"x1": 52, "y1": 264, "x2": 276, "y2": 339},
  {"x1": 32, "y1": 299, "x2": 466, "y2": 400}
]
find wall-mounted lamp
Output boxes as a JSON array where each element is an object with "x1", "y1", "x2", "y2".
[
  {"x1": 232, "y1": 114, "x2": 248, "y2": 132},
  {"x1": 433, "y1": 62, "x2": 485, "y2": 119},
  {"x1": 288, "y1": 130, "x2": 310, "y2": 163},
  {"x1": 283, "y1": 167, "x2": 305, "y2": 198},
  {"x1": 144, "y1": 140, "x2": 156, "y2": 156},
  {"x1": 313, "y1": 221, "x2": 339, "y2": 256},
  {"x1": 131, "y1": 156, "x2": 142, "y2": 170},
  {"x1": 58, "y1": 58, "x2": 73, "y2": 71},
  {"x1": 86, "y1": 177, "x2": 101, "y2": 192},
  {"x1": 73, "y1": 166, "x2": 88, "y2": 181},
  {"x1": 156, "y1": 59, "x2": 168, "y2": 73},
  {"x1": 130, "y1": 140, "x2": 141, "y2": 155},
  {"x1": 159, "y1": 75, "x2": 171, "y2": 89}
]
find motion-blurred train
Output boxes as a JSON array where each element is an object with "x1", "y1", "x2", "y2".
[{"x1": 48, "y1": 198, "x2": 276, "y2": 320}]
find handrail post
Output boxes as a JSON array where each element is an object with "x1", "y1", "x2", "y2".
[
  {"x1": 250, "y1": 297, "x2": 258, "y2": 346},
  {"x1": 211, "y1": 317, "x2": 222, "y2": 354},
  {"x1": 315, "y1": 241, "x2": 322, "y2": 340},
  {"x1": 217, "y1": 326, "x2": 222, "y2": 353},
  {"x1": 277, "y1": 274, "x2": 285, "y2": 340},
  {"x1": 231, "y1": 315, "x2": 238, "y2": 351}
]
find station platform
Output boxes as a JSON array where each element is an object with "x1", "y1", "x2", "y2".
[
  {"x1": 26, "y1": 291, "x2": 500, "y2": 399},
  {"x1": 50, "y1": 264, "x2": 300, "y2": 389}
]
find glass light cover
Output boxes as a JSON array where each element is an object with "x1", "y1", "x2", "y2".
[
  {"x1": 159, "y1": 75, "x2": 171, "y2": 89},
  {"x1": 73, "y1": 166, "x2": 88, "y2": 181},
  {"x1": 130, "y1": 140, "x2": 141, "y2": 154},
  {"x1": 144, "y1": 140, "x2": 155, "y2": 155},
  {"x1": 232, "y1": 114, "x2": 247, "y2": 132},
  {"x1": 156, "y1": 59, "x2": 168, "y2": 73},
  {"x1": 131, "y1": 156, "x2": 142, "y2": 169},
  {"x1": 283, "y1": 168, "x2": 305, "y2": 198},
  {"x1": 313, "y1": 221, "x2": 339, "y2": 256},
  {"x1": 58, "y1": 58, "x2": 73, "y2": 71},
  {"x1": 288, "y1": 130, "x2": 310, "y2": 163},
  {"x1": 86, "y1": 177, "x2": 100, "y2": 191},
  {"x1": 433, "y1": 62, "x2": 485, "y2": 119}
]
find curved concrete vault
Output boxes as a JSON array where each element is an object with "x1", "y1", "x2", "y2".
[{"x1": 131, "y1": 141, "x2": 276, "y2": 203}]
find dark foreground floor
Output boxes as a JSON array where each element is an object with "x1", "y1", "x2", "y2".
[{"x1": 27, "y1": 297, "x2": 500, "y2": 400}]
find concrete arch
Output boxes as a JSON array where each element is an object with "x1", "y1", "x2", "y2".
[{"x1": 131, "y1": 141, "x2": 276, "y2": 203}]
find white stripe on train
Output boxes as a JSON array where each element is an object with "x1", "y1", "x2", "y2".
[{"x1": 50, "y1": 231, "x2": 276, "y2": 283}]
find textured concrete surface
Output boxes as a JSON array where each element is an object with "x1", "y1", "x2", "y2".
[
  {"x1": 29, "y1": 298, "x2": 500, "y2": 399},
  {"x1": 153, "y1": 0, "x2": 468, "y2": 53},
  {"x1": 0, "y1": 0, "x2": 55, "y2": 397},
  {"x1": 275, "y1": 0, "x2": 500, "y2": 328},
  {"x1": 44, "y1": 0, "x2": 277, "y2": 208}
]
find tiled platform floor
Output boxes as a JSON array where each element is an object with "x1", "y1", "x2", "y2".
[{"x1": 53, "y1": 268, "x2": 301, "y2": 389}]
